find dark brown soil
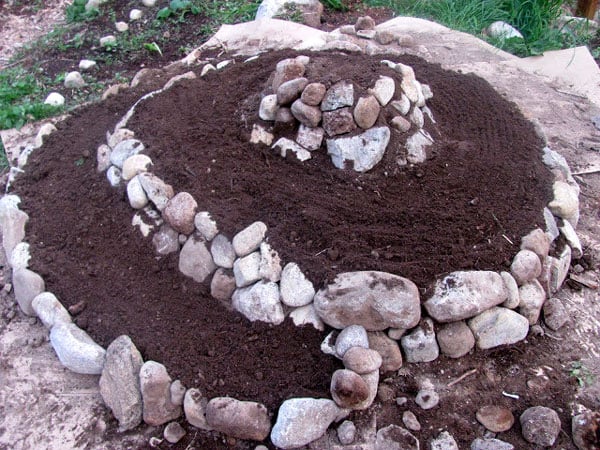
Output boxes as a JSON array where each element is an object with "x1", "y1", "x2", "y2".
[{"x1": 14, "y1": 50, "x2": 572, "y2": 450}]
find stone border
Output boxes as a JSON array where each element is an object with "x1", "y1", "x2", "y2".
[{"x1": 0, "y1": 38, "x2": 583, "y2": 450}]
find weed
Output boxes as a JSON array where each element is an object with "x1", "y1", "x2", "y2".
[
  {"x1": 65, "y1": 0, "x2": 100, "y2": 23},
  {"x1": 144, "y1": 42, "x2": 163, "y2": 56},
  {"x1": 569, "y1": 361, "x2": 595, "y2": 387},
  {"x1": 157, "y1": 0, "x2": 201, "y2": 22},
  {"x1": 0, "y1": 140, "x2": 8, "y2": 172},
  {"x1": 322, "y1": 0, "x2": 348, "y2": 11}
]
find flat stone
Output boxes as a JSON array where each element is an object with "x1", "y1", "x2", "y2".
[
  {"x1": 50, "y1": 322, "x2": 106, "y2": 375},
  {"x1": 337, "y1": 420, "x2": 356, "y2": 445},
  {"x1": 327, "y1": 126, "x2": 390, "y2": 172},
  {"x1": 543, "y1": 297, "x2": 568, "y2": 331},
  {"x1": 296, "y1": 125, "x2": 324, "y2": 151},
  {"x1": 290, "y1": 99, "x2": 322, "y2": 128},
  {"x1": 273, "y1": 137, "x2": 311, "y2": 162},
  {"x1": 520, "y1": 406, "x2": 561, "y2": 447},
  {"x1": 436, "y1": 321, "x2": 475, "y2": 358},
  {"x1": 152, "y1": 225, "x2": 179, "y2": 255},
  {"x1": 369, "y1": 76, "x2": 395, "y2": 106},
  {"x1": 511, "y1": 249, "x2": 542, "y2": 285},
  {"x1": 314, "y1": 271, "x2": 420, "y2": 330},
  {"x1": 32, "y1": 292, "x2": 71, "y2": 329},
  {"x1": 289, "y1": 304, "x2": 324, "y2": 331},
  {"x1": 501, "y1": 271, "x2": 520, "y2": 309},
  {"x1": 322, "y1": 107, "x2": 357, "y2": 137},
  {"x1": 335, "y1": 325, "x2": 369, "y2": 358},
  {"x1": 184, "y1": 388, "x2": 212, "y2": 431},
  {"x1": 476, "y1": 405, "x2": 515, "y2": 433},
  {"x1": 164, "y1": 422, "x2": 185, "y2": 444},
  {"x1": 232, "y1": 281, "x2": 284, "y2": 325},
  {"x1": 205, "y1": 397, "x2": 271, "y2": 441},
  {"x1": 163, "y1": 192, "x2": 197, "y2": 235},
  {"x1": 430, "y1": 431, "x2": 458, "y2": 450},
  {"x1": 406, "y1": 130, "x2": 433, "y2": 163},
  {"x1": 194, "y1": 211, "x2": 218, "y2": 241},
  {"x1": 64, "y1": 71, "x2": 85, "y2": 89},
  {"x1": 375, "y1": 424, "x2": 419, "y2": 450},
  {"x1": 178, "y1": 237, "x2": 216, "y2": 283},
  {"x1": 280, "y1": 262, "x2": 315, "y2": 307},
  {"x1": 468, "y1": 307, "x2": 529, "y2": 350},
  {"x1": 424, "y1": 271, "x2": 507, "y2": 322},
  {"x1": 211, "y1": 234, "x2": 236, "y2": 269},
  {"x1": 44, "y1": 92, "x2": 65, "y2": 106},
  {"x1": 368, "y1": 331, "x2": 403, "y2": 371},
  {"x1": 138, "y1": 173, "x2": 174, "y2": 211},
  {"x1": 210, "y1": 268, "x2": 236, "y2": 302},
  {"x1": 272, "y1": 58, "x2": 306, "y2": 91},
  {"x1": 321, "y1": 81, "x2": 354, "y2": 111},
  {"x1": 518, "y1": 279, "x2": 546, "y2": 324},
  {"x1": 233, "y1": 251, "x2": 262, "y2": 287},
  {"x1": 391, "y1": 115, "x2": 411, "y2": 133},
  {"x1": 13, "y1": 268, "x2": 45, "y2": 316},
  {"x1": 139, "y1": 361, "x2": 181, "y2": 426},
  {"x1": 548, "y1": 180, "x2": 579, "y2": 221},
  {"x1": 354, "y1": 95, "x2": 380, "y2": 129},
  {"x1": 277, "y1": 77, "x2": 309, "y2": 105},
  {"x1": 400, "y1": 318, "x2": 439, "y2": 363},
  {"x1": 471, "y1": 438, "x2": 514, "y2": 450},
  {"x1": 271, "y1": 398, "x2": 348, "y2": 449},
  {"x1": 259, "y1": 242, "x2": 282, "y2": 282},
  {"x1": 551, "y1": 245, "x2": 572, "y2": 292},
  {"x1": 109, "y1": 139, "x2": 144, "y2": 168},
  {"x1": 232, "y1": 221, "x2": 267, "y2": 256},
  {"x1": 330, "y1": 369, "x2": 370, "y2": 409},
  {"x1": 391, "y1": 95, "x2": 411, "y2": 115},
  {"x1": 301, "y1": 82, "x2": 326, "y2": 106},
  {"x1": 122, "y1": 154, "x2": 152, "y2": 180},
  {"x1": 99, "y1": 335, "x2": 144, "y2": 431},
  {"x1": 127, "y1": 176, "x2": 149, "y2": 209},
  {"x1": 259, "y1": 94, "x2": 278, "y2": 121},
  {"x1": 357, "y1": 29, "x2": 376, "y2": 39},
  {"x1": 560, "y1": 219, "x2": 583, "y2": 259},
  {"x1": 343, "y1": 347, "x2": 382, "y2": 374},
  {"x1": 521, "y1": 228, "x2": 550, "y2": 260}
]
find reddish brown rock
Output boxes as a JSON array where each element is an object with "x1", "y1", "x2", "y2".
[
  {"x1": 323, "y1": 107, "x2": 357, "y2": 136},
  {"x1": 301, "y1": 82, "x2": 326, "y2": 106},
  {"x1": 163, "y1": 192, "x2": 197, "y2": 235}
]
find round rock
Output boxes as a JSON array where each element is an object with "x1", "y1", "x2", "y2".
[
  {"x1": 330, "y1": 369, "x2": 370, "y2": 409},
  {"x1": 291, "y1": 99, "x2": 322, "y2": 128},
  {"x1": 163, "y1": 192, "x2": 197, "y2": 235},
  {"x1": 301, "y1": 82, "x2": 326, "y2": 106},
  {"x1": 354, "y1": 95, "x2": 380, "y2": 129},
  {"x1": 402, "y1": 411, "x2": 421, "y2": 431},
  {"x1": 520, "y1": 406, "x2": 561, "y2": 447},
  {"x1": 476, "y1": 405, "x2": 515, "y2": 432},
  {"x1": 164, "y1": 422, "x2": 186, "y2": 443},
  {"x1": 335, "y1": 324, "x2": 369, "y2": 358},
  {"x1": 436, "y1": 321, "x2": 474, "y2": 358},
  {"x1": 337, "y1": 420, "x2": 356, "y2": 445},
  {"x1": 343, "y1": 347, "x2": 382, "y2": 374},
  {"x1": 511, "y1": 249, "x2": 542, "y2": 285}
]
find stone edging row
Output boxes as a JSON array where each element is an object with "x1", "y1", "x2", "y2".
[{"x1": 0, "y1": 49, "x2": 583, "y2": 448}]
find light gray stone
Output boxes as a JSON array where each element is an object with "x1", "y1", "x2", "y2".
[
  {"x1": 369, "y1": 76, "x2": 395, "y2": 106},
  {"x1": 259, "y1": 242, "x2": 282, "y2": 282},
  {"x1": 375, "y1": 29, "x2": 397, "y2": 45},
  {"x1": 0, "y1": 196, "x2": 28, "y2": 258},
  {"x1": 321, "y1": 81, "x2": 354, "y2": 111},
  {"x1": 232, "y1": 221, "x2": 267, "y2": 256},
  {"x1": 107, "y1": 128, "x2": 135, "y2": 149},
  {"x1": 326, "y1": 126, "x2": 390, "y2": 172},
  {"x1": 511, "y1": 249, "x2": 542, "y2": 285},
  {"x1": 99, "y1": 335, "x2": 144, "y2": 431},
  {"x1": 301, "y1": 82, "x2": 326, "y2": 106},
  {"x1": 64, "y1": 71, "x2": 85, "y2": 89},
  {"x1": 115, "y1": 21, "x2": 129, "y2": 32},
  {"x1": 178, "y1": 237, "x2": 216, "y2": 283},
  {"x1": 314, "y1": 271, "x2": 420, "y2": 330},
  {"x1": 343, "y1": 347, "x2": 382, "y2": 374},
  {"x1": 250, "y1": 124, "x2": 274, "y2": 145},
  {"x1": 194, "y1": 211, "x2": 218, "y2": 241},
  {"x1": 100, "y1": 35, "x2": 116, "y2": 47},
  {"x1": 500, "y1": 271, "x2": 520, "y2": 309},
  {"x1": 543, "y1": 297, "x2": 568, "y2": 331},
  {"x1": 140, "y1": 361, "x2": 181, "y2": 426},
  {"x1": 129, "y1": 9, "x2": 142, "y2": 20},
  {"x1": 424, "y1": 271, "x2": 507, "y2": 322},
  {"x1": 96, "y1": 144, "x2": 111, "y2": 172},
  {"x1": 138, "y1": 173, "x2": 174, "y2": 211},
  {"x1": 289, "y1": 304, "x2": 324, "y2": 331},
  {"x1": 436, "y1": 321, "x2": 474, "y2": 358},
  {"x1": 548, "y1": 180, "x2": 579, "y2": 222},
  {"x1": 233, "y1": 252, "x2": 262, "y2": 287},
  {"x1": 335, "y1": 325, "x2": 369, "y2": 358},
  {"x1": 520, "y1": 406, "x2": 561, "y2": 447},
  {"x1": 471, "y1": 438, "x2": 514, "y2": 450},
  {"x1": 164, "y1": 422, "x2": 185, "y2": 443},
  {"x1": 107, "y1": 166, "x2": 122, "y2": 187},
  {"x1": 271, "y1": 398, "x2": 348, "y2": 449},
  {"x1": 152, "y1": 225, "x2": 179, "y2": 255},
  {"x1": 32, "y1": 292, "x2": 71, "y2": 329},
  {"x1": 280, "y1": 262, "x2": 315, "y2": 307},
  {"x1": 430, "y1": 431, "x2": 458, "y2": 450},
  {"x1": 354, "y1": 95, "x2": 380, "y2": 129},
  {"x1": 402, "y1": 411, "x2": 421, "y2": 431},
  {"x1": 205, "y1": 397, "x2": 271, "y2": 441},
  {"x1": 406, "y1": 130, "x2": 433, "y2": 163},
  {"x1": 211, "y1": 234, "x2": 236, "y2": 269},
  {"x1": 401, "y1": 318, "x2": 439, "y2": 363},
  {"x1": 13, "y1": 268, "x2": 45, "y2": 316},
  {"x1": 487, "y1": 21, "x2": 523, "y2": 39},
  {"x1": 337, "y1": 420, "x2": 356, "y2": 445},
  {"x1": 560, "y1": 219, "x2": 583, "y2": 259},
  {"x1": 184, "y1": 388, "x2": 212, "y2": 431},
  {"x1": 410, "y1": 107, "x2": 424, "y2": 128},
  {"x1": 296, "y1": 125, "x2": 324, "y2": 150},
  {"x1": 275, "y1": 107, "x2": 293, "y2": 123},
  {"x1": 391, "y1": 95, "x2": 411, "y2": 115},
  {"x1": 122, "y1": 154, "x2": 152, "y2": 180},
  {"x1": 273, "y1": 137, "x2": 311, "y2": 162},
  {"x1": 169, "y1": 380, "x2": 185, "y2": 406},
  {"x1": 210, "y1": 268, "x2": 236, "y2": 302},
  {"x1": 518, "y1": 279, "x2": 546, "y2": 324},
  {"x1": 368, "y1": 331, "x2": 403, "y2": 371},
  {"x1": 520, "y1": 228, "x2": 550, "y2": 260},
  {"x1": 127, "y1": 176, "x2": 149, "y2": 209},
  {"x1": 9, "y1": 241, "x2": 30, "y2": 270},
  {"x1": 259, "y1": 94, "x2": 278, "y2": 121},
  {"x1": 44, "y1": 92, "x2": 65, "y2": 106},
  {"x1": 232, "y1": 281, "x2": 284, "y2": 325},
  {"x1": 109, "y1": 139, "x2": 145, "y2": 168},
  {"x1": 375, "y1": 424, "x2": 419, "y2": 450},
  {"x1": 415, "y1": 388, "x2": 439, "y2": 410},
  {"x1": 544, "y1": 207, "x2": 560, "y2": 241},
  {"x1": 50, "y1": 323, "x2": 106, "y2": 375},
  {"x1": 468, "y1": 307, "x2": 529, "y2": 349}
]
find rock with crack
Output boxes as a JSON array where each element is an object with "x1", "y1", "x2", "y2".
[
  {"x1": 326, "y1": 126, "x2": 390, "y2": 172},
  {"x1": 232, "y1": 281, "x2": 284, "y2": 325}
]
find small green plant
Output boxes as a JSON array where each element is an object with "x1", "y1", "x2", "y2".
[
  {"x1": 569, "y1": 361, "x2": 595, "y2": 387},
  {"x1": 0, "y1": 140, "x2": 9, "y2": 172},
  {"x1": 157, "y1": 0, "x2": 200, "y2": 22},
  {"x1": 65, "y1": 0, "x2": 99, "y2": 23},
  {"x1": 144, "y1": 42, "x2": 163, "y2": 56},
  {"x1": 322, "y1": 0, "x2": 348, "y2": 11}
]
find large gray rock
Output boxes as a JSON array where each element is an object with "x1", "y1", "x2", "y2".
[
  {"x1": 163, "y1": 192, "x2": 197, "y2": 235},
  {"x1": 50, "y1": 323, "x2": 106, "y2": 375},
  {"x1": 232, "y1": 281, "x2": 284, "y2": 325},
  {"x1": 31, "y1": 292, "x2": 71, "y2": 329},
  {"x1": 400, "y1": 318, "x2": 439, "y2": 363},
  {"x1": 178, "y1": 237, "x2": 216, "y2": 283},
  {"x1": 210, "y1": 234, "x2": 236, "y2": 269},
  {"x1": 468, "y1": 307, "x2": 529, "y2": 349},
  {"x1": 205, "y1": 397, "x2": 271, "y2": 441},
  {"x1": 99, "y1": 335, "x2": 144, "y2": 431},
  {"x1": 518, "y1": 280, "x2": 546, "y2": 325},
  {"x1": 109, "y1": 139, "x2": 145, "y2": 168},
  {"x1": 548, "y1": 180, "x2": 579, "y2": 222},
  {"x1": 375, "y1": 424, "x2": 419, "y2": 450},
  {"x1": 138, "y1": 173, "x2": 174, "y2": 211},
  {"x1": 369, "y1": 76, "x2": 395, "y2": 106},
  {"x1": 139, "y1": 361, "x2": 181, "y2": 426},
  {"x1": 271, "y1": 398, "x2": 348, "y2": 449},
  {"x1": 314, "y1": 271, "x2": 420, "y2": 331},
  {"x1": 436, "y1": 321, "x2": 474, "y2": 358},
  {"x1": 280, "y1": 262, "x2": 315, "y2": 307},
  {"x1": 232, "y1": 221, "x2": 267, "y2": 256},
  {"x1": 520, "y1": 406, "x2": 561, "y2": 447},
  {"x1": 321, "y1": 81, "x2": 354, "y2": 111},
  {"x1": 184, "y1": 388, "x2": 212, "y2": 431},
  {"x1": 233, "y1": 251, "x2": 262, "y2": 287},
  {"x1": 13, "y1": 268, "x2": 45, "y2": 316},
  {"x1": 0, "y1": 195, "x2": 28, "y2": 257},
  {"x1": 424, "y1": 271, "x2": 507, "y2": 323},
  {"x1": 326, "y1": 126, "x2": 390, "y2": 172},
  {"x1": 510, "y1": 249, "x2": 542, "y2": 285}
]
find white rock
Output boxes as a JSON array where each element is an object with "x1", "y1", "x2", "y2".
[
  {"x1": 259, "y1": 242, "x2": 282, "y2": 282},
  {"x1": 210, "y1": 234, "x2": 236, "y2": 269},
  {"x1": 139, "y1": 361, "x2": 181, "y2": 426},
  {"x1": 518, "y1": 280, "x2": 546, "y2": 325},
  {"x1": 232, "y1": 221, "x2": 267, "y2": 256},
  {"x1": 64, "y1": 71, "x2": 85, "y2": 89},
  {"x1": 391, "y1": 95, "x2": 411, "y2": 115},
  {"x1": 468, "y1": 307, "x2": 529, "y2": 349},
  {"x1": 335, "y1": 325, "x2": 369, "y2": 358},
  {"x1": 152, "y1": 225, "x2": 179, "y2": 255},
  {"x1": 9, "y1": 242, "x2": 30, "y2": 269},
  {"x1": 127, "y1": 176, "x2": 149, "y2": 209},
  {"x1": 97, "y1": 144, "x2": 111, "y2": 172},
  {"x1": 44, "y1": 92, "x2": 65, "y2": 106},
  {"x1": 115, "y1": 21, "x2": 129, "y2": 32},
  {"x1": 200, "y1": 64, "x2": 216, "y2": 77},
  {"x1": 327, "y1": 126, "x2": 390, "y2": 173},
  {"x1": 559, "y1": 219, "x2": 583, "y2": 258},
  {"x1": 233, "y1": 252, "x2": 262, "y2": 287},
  {"x1": 280, "y1": 262, "x2": 315, "y2": 307},
  {"x1": 184, "y1": 388, "x2": 212, "y2": 431},
  {"x1": 138, "y1": 173, "x2": 174, "y2": 211},
  {"x1": 142, "y1": 0, "x2": 157, "y2": 6},
  {"x1": 406, "y1": 130, "x2": 433, "y2": 164},
  {"x1": 107, "y1": 128, "x2": 135, "y2": 149},
  {"x1": 487, "y1": 21, "x2": 523, "y2": 39},
  {"x1": 0, "y1": 199, "x2": 28, "y2": 259},
  {"x1": 107, "y1": 166, "x2": 122, "y2": 187},
  {"x1": 194, "y1": 212, "x2": 219, "y2": 241},
  {"x1": 13, "y1": 268, "x2": 45, "y2": 316},
  {"x1": 500, "y1": 271, "x2": 520, "y2": 309},
  {"x1": 273, "y1": 137, "x2": 311, "y2": 162},
  {"x1": 430, "y1": 431, "x2": 459, "y2": 450},
  {"x1": 400, "y1": 318, "x2": 439, "y2": 363},
  {"x1": 271, "y1": 398, "x2": 348, "y2": 449},
  {"x1": 548, "y1": 180, "x2": 579, "y2": 221},
  {"x1": 369, "y1": 76, "x2": 395, "y2": 106},
  {"x1": 122, "y1": 154, "x2": 152, "y2": 180},
  {"x1": 321, "y1": 80, "x2": 354, "y2": 111},
  {"x1": 100, "y1": 35, "x2": 117, "y2": 47},
  {"x1": 32, "y1": 292, "x2": 71, "y2": 329},
  {"x1": 110, "y1": 139, "x2": 145, "y2": 168},
  {"x1": 259, "y1": 94, "x2": 279, "y2": 121},
  {"x1": 424, "y1": 271, "x2": 507, "y2": 322},
  {"x1": 50, "y1": 323, "x2": 106, "y2": 374},
  {"x1": 296, "y1": 125, "x2": 324, "y2": 151},
  {"x1": 289, "y1": 304, "x2": 324, "y2": 331},
  {"x1": 409, "y1": 107, "x2": 424, "y2": 128},
  {"x1": 178, "y1": 237, "x2": 216, "y2": 283},
  {"x1": 232, "y1": 281, "x2": 284, "y2": 325},
  {"x1": 471, "y1": 438, "x2": 514, "y2": 450},
  {"x1": 129, "y1": 9, "x2": 143, "y2": 20},
  {"x1": 250, "y1": 124, "x2": 274, "y2": 146}
]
